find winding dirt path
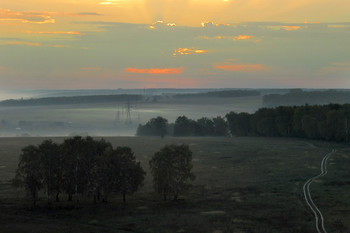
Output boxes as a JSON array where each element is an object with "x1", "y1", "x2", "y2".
[{"x1": 303, "y1": 149, "x2": 335, "y2": 233}]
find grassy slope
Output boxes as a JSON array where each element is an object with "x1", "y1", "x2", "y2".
[{"x1": 0, "y1": 136, "x2": 349, "y2": 233}]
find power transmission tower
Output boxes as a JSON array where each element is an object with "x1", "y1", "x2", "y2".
[
  {"x1": 125, "y1": 100, "x2": 132, "y2": 124},
  {"x1": 114, "y1": 105, "x2": 121, "y2": 125}
]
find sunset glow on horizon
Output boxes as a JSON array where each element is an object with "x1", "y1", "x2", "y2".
[{"x1": 0, "y1": 0, "x2": 350, "y2": 89}]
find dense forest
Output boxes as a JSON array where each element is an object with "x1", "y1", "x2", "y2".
[
  {"x1": 137, "y1": 104, "x2": 350, "y2": 142},
  {"x1": 263, "y1": 90, "x2": 350, "y2": 107},
  {"x1": 0, "y1": 94, "x2": 142, "y2": 106},
  {"x1": 226, "y1": 104, "x2": 350, "y2": 142},
  {"x1": 173, "y1": 90, "x2": 261, "y2": 98}
]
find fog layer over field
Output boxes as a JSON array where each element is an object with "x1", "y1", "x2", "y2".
[
  {"x1": 2, "y1": 88, "x2": 350, "y2": 137},
  {"x1": 0, "y1": 89, "x2": 262, "y2": 137}
]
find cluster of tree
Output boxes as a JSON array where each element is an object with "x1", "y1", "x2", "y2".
[
  {"x1": 13, "y1": 137, "x2": 145, "y2": 206},
  {"x1": 263, "y1": 89, "x2": 350, "y2": 107},
  {"x1": 226, "y1": 104, "x2": 350, "y2": 142},
  {"x1": 174, "y1": 90, "x2": 260, "y2": 98},
  {"x1": 150, "y1": 144, "x2": 195, "y2": 201},
  {"x1": 13, "y1": 137, "x2": 195, "y2": 206},
  {"x1": 0, "y1": 94, "x2": 142, "y2": 107},
  {"x1": 136, "y1": 116, "x2": 168, "y2": 138},
  {"x1": 136, "y1": 116, "x2": 228, "y2": 137}
]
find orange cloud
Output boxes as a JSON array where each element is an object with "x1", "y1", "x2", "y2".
[
  {"x1": 119, "y1": 75, "x2": 197, "y2": 88},
  {"x1": 81, "y1": 67, "x2": 101, "y2": 71},
  {"x1": 328, "y1": 24, "x2": 350, "y2": 28},
  {"x1": 77, "y1": 12, "x2": 104, "y2": 16},
  {"x1": 233, "y1": 35, "x2": 252, "y2": 40},
  {"x1": 322, "y1": 62, "x2": 350, "y2": 72},
  {"x1": 201, "y1": 21, "x2": 230, "y2": 27},
  {"x1": 0, "y1": 8, "x2": 55, "y2": 24},
  {"x1": 215, "y1": 63, "x2": 269, "y2": 72},
  {"x1": 51, "y1": 45, "x2": 66, "y2": 48},
  {"x1": 3, "y1": 41, "x2": 66, "y2": 48},
  {"x1": 24, "y1": 30, "x2": 84, "y2": 35},
  {"x1": 149, "y1": 20, "x2": 176, "y2": 29},
  {"x1": 125, "y1": 67, "x2": 184, "y2": 75},
  {"x1": 173, "y1": 48, "x2": 208, "y2": 57},
  {"x1": 198, "y1": 35, "x2": 253, "y2": 41},
  {"x1": 99, "y1": 0, "x2": 125, "y2": 6},
  {"x1": 6, "y1": 41, "x2": 41, "y2": 46},
  {"x1": 282, "y1": 26, "x2": 301, "y2": 31}
]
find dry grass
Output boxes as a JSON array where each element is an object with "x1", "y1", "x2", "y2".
[{"x1": 0, "y1": 136, "x2": 349, "y2": 233}]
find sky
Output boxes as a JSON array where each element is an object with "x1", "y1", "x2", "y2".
[{"x1": 0, "y1": 0, "x2": 350, "y2": 89}]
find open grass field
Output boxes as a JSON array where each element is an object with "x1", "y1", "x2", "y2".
[{"x1": 0, "y1": 136, "x2": 349, "y2": 233}]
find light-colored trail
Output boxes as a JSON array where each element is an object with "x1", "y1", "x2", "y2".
[{"x1": 303, "y1": 149, "x2": 335, "y2": 233}]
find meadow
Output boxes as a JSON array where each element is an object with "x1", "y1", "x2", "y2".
[{"x1": 0, "y1": 136, "x2": 349, "y2": 233}]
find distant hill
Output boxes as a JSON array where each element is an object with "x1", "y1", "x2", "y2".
[
  {"x1": 173, "y1": 90, "x2": 261, "y2": 98},
  {"x1": 263, "y1": 90, "x2": 350, "y2": 107},
  {"x1": 0, "y1": 94, "x2": 142, "y2": 107}
]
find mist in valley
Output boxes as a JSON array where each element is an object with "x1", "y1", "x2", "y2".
[
  {"x1": 2, "y1": 88, "x2": 350, "y2": 137},
  {"x1": 0, "y1": 89, "x2": 262, "y2": 137}
]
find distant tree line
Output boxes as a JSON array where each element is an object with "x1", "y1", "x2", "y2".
[
  {"x1": 137, "y1": 104, "x2": 350, "y2": 142},
  {"x1": 0, "y1": 94, "x2": 142, "y2": 107},
  {"x1": 226, "y1": 104, "x2": 350, "y2": 142},
  {"x1": 136, "y1": 116, "x2": 228, "y2": 137},
  {"x1": 174, "y1": 90, "x2": 260, "y2": 98},
  {"x1": 13, "y1": 137, "x2": 195, "y2": 206},
  {"x1": 263, "y1": 90, "x2": 350, "y2": 107},
  {"x1": 0, "y1": 90, "x2": 260, "y2": 107}
]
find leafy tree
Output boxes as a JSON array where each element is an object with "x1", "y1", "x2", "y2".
[
  {"x1": 38, "y1": 140, "x2": 62, "y2": 203},
  {"x1": 195, "y1": 117, "x2": 215, "y2": 136},
  {"x1": 139, "y1": 116, "x2": 229, "y2": 137},
  {"x1": 137, "y1": 116, "x2": 168, "y2": 138},
  {"x1": 61, "y1": 136, "x2": 83, "y2": 202},
  {"x1": 96, "y1": 147, "x2": 120, "y2": 202},
  {"x1": 326, "y1": 110, "x2": 345, "y2": 141},
  {"x1": 301, "y1": 115, "x2": 319, "y2": 139},
  {"x1": 61, "y1": 136, "x2": 111, "y2": 202},
  {"x1": 96, "y1": 147, "x2": 145, "y2": 203},
  {"x1": 149, "y1": 144, "x2": 195, "y2": 201},
  {"x1": 253, "y1": 108, "x2": 278, "y2": 136},
  {"x1": 79, "y1": 137, "x2": 111, "y2": 201},
  {"x1": 292, "y1": 107, "x2": 307, "y2": 137},
  {"x1": 116, "y1": 147, "x2": 145, "y2": 204},
  {"x1": 174, "y1": 116, "x2": 196, "y2": 136},
  {"x1": 226, "y1": 112, "x2": 251, "y2": 136},
  {"x1": 13, "y1": 137, "x2": 147, "y2": 206},
  {"x1": 317, "y1": 120, "x2": 328, "y2": 140},
  {"x1": 274, "y1": 106, "x2": 294, "y2": 136},
  {"x1": 212, "y1": 116, "x2": 228, "y2": 136},
  {"x1": 13, "y1": 145, "x2": 43, "y2": 206}
]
